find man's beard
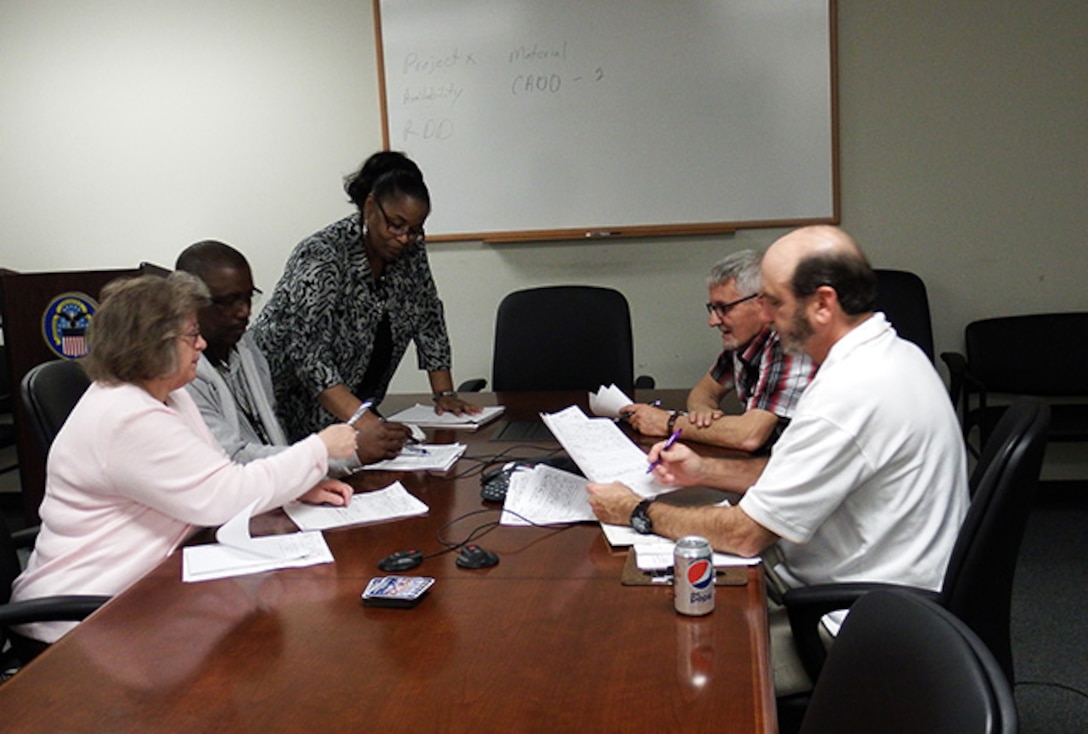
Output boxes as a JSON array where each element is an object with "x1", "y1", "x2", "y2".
[{"x1": 779, "y1": 309, "x2": 814, "y2": 356}]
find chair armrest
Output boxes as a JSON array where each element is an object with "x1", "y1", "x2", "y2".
[
  {"x1": 783, "y1": 582, "x2": 940, "y2": 681},
  {"x1": 634, "y1": 375, "x2": 656, "y2": 390},
  {"x1": 9, "y1": 526, "x2": 40, "y2": 550},
  {"x1": 0, "y1": 595, "x2": 110, "y2": 627},
  {"x1": 940, "y1": 351, "x2": 968, "y2": 407},
  {"x1": 456, "y1": 378, "x2": 487, "y2": 392},
  {"x1": 939, "y1": 350, "x2": 967, "y2": 374},
  {"x1": 939, "y1": 351, "x2": 988, "y2": 426}
]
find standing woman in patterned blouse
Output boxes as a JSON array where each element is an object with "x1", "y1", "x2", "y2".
[{"x1": 253, "y1": 152, "x2": 480, "y2": 441}]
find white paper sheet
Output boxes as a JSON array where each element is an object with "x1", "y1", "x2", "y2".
[
  {"x1": 283, "y1": 482, "x2": 428, "y2": 531},
  {"x1": 182, "y1": 500, "x2": 334, "y2": 583},
  {"x1": 361, "y1": 443, "x2": 466, "y2": 471},
  {"x1": 499, "y1": 464, "x2": 597, "y2": 526},
  {"x1": 634, "y1": 543, "x2": 761, "y2": 570},
  {"x1": 539, "y1": 406, "x2": 671, "y2": 500},
  {"x1": 383, "y1": 403, "x2": 505, "y2": 430},
  {"x1": 588, "y1": 383, "x2": 635, "y2": 418}
]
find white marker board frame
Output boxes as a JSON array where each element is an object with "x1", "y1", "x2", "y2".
[{"x1": 375, "y1": 0, "x2": 838, "y2": 243}]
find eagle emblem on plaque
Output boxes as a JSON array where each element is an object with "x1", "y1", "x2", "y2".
[{"x1": 41, "y1": 292, "x2": 98, "y2": 359}]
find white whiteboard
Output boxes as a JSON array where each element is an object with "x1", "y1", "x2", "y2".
[{"x1": 376, "y1": 0, "x2": 837, "y2": 242}]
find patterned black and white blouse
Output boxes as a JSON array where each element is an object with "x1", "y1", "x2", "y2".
[{"x1": 252, "y1": 213, "x2": 451, "y2": 441}]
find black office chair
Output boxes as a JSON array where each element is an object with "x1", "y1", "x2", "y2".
[
  {"x1": 942, "y1": 312, "x2": 1088, "y2": 458},
  {"x1": 19, "y1": 359, "x2": 92, "y2": 455},
  {"x1": 798, "y1": 589, "x2": 1017, "y2": 734},
  {"x1": 784, "y1": 397, "x2": 1049, "y2": 686},
  {"x1": 0, "y1": 515, "x2": 108, "y2": 677},
  {"x1": 873, "y1": 269, "x2": 934, "y2": 362},
  {"x1": 3, "y1": 359, "x2": 105, "y2": 677},
  {"x1": 476, "y1": 285, "x2": 653, "y2": 393},
  {"x1": 0, "y1": 345, "x2": 19, "y2": 475}
]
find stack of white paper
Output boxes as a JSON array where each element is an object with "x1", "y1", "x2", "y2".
[
  {"x1": 588, "y1": 383, "x2": 635, "y2": 418},
  {"x1": 182, "y1": 500, "x2": 335, "y2": 583},
  {"x1": 283, "y1": 482, "x2": 428, "y2": 531},
  {"x1": 383, "y1": 403, "x2": 505, "y2": 430},
  {"x1": 362, "y1": 443, "x2": 466, "y2": 471},
  {"x1": 634, "y1": 541, "x2": 761, "y2": 569}
]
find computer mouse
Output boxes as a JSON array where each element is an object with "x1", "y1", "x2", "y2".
[
  {"x1": 455, "y1": 544, "x2": 499, "y2": 570},
  {"x1": 377, "y1": 548, "x2": 424, "y2": 572}
]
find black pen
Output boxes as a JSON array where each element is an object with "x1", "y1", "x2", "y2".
[{"x1": 614, "y1": 399, "x2": 661, "y2": 423}]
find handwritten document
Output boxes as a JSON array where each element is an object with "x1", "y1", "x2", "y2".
[
  {"x1": 182, "y1": 500, "x2": 334, "y2": 583},
  {"x1": 500, "y1": 464, "x2": 596, "y2": 526},
  {"x1": 540, "y1": 405, "x2": 668, "y2": 498},
  {"x1": 284, "y1": 482, "x2": 428, "y2": 531}
]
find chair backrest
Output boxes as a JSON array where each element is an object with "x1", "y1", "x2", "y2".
[
  {"x1": 873, "y1": 269, "x2": 934, "y2": 361},
  {"x1": 940, "y1": 397, "x2": 1050, "y2": 682},
  {"x1": 19, "y1": 359, "x2": 92, "y2": 455},
  {"x1": 965, "y1": 312, "x2": 1088, "y2": 396},
  {"x1": 0, "y1": 345, "x2": 16, "y2": 467},
  {"x1": 0, "y1": 344, "x2": 14, "y2": 415},
  {"x1": 800, "y1": 589, "x2": 1017, "y2": 734},
  {"x1": 491, "y1": 285, "x2": 635, "y2": 392}
]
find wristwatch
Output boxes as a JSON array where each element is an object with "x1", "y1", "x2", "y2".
[
  {"x1": 630, "y1": 498, "x2": 656, "y2": 535},
  {"x1": 432, "y1": 390, "x2": 458, "y2": 402}
]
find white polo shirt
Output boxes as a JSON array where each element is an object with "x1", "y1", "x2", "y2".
[{"x1": 739, "y1": 313, "x2": 968, "y2": 592}]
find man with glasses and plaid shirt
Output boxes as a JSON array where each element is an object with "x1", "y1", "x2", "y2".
[{"x1": 623, "y1": 250, "x2": 813, "y2": 453}]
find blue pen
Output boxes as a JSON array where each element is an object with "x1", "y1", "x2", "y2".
[
  {"x1": 347, "y1": 399, "x2": 374, "y2": 427},
  {"x1": 646, "y1": 428, "x2": 682, "y2": 474},
  {"x1": 402, "y1": 444, "x2": 430, "y2": 455}
]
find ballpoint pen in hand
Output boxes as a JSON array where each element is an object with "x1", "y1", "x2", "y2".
[
  {"x1": 347, "y1": 399, "x2": 374, "y2": 427},
  {"x1": 613, "y1": 399, "x2": 661, "y2": 423},
  {"x1": 646, "y1": 428, "x2": 682, "y2": 474}
]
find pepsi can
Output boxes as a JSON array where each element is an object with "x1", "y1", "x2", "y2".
[{"x1": 674, "y1": 536, "x2": 715, "y2": 616}]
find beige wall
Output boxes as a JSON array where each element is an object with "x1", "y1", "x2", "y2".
[{"x1": 2, "y1": 1, "x2": 1086, "y2": 468}]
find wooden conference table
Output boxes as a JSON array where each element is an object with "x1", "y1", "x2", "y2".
[{"x1": 0, "y1": 390, "x2": 775, "y2": 734}]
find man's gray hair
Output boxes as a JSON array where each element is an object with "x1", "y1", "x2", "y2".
[{"x1": 706, "y1": 249, "x2": 762, "y2": 296}]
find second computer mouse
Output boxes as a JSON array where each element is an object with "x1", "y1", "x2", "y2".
[
  {"x1": 455, "y1": 544, "x2": 499, "y2": 570},
  {"x1": 377, "y1": 548, "x2": 424, "y2": 572}
]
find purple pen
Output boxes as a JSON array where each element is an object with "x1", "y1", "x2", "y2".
[{"x1": 646, "y1": 428, "x2": 682, "y2": 474}]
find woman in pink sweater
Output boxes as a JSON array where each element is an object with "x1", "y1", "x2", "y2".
[{"x1": 11, "y1": 272, "x2": 357, "y2": 655}]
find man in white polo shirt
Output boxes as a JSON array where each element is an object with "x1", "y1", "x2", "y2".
[{"x1": 587, "y1": 225, "x2": 968, "y2": 692}]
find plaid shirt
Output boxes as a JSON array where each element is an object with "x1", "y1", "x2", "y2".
[{"x1": 709, "y1": 326, "x2": 813, "y2": 419}]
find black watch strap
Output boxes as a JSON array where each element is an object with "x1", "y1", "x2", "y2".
[{"x1": 630, "y1": 498, "x2": 655, "y2": 535}]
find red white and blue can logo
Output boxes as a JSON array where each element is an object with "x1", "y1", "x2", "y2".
[{"x1": 674, "y1": 536, "x2": 715, "y2": 616}]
